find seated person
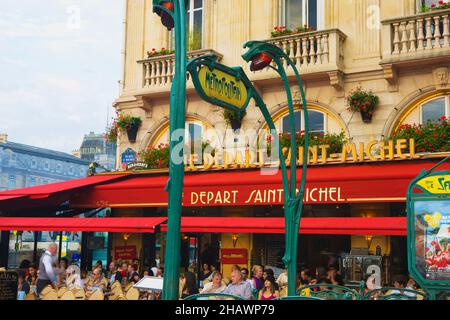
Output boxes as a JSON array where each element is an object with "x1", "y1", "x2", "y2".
[{"x1": 86, "y1": 268, "x2": 106, "y2": 296}]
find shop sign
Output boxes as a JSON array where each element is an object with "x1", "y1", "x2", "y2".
[
  {"x1": 0, "y1": 271, "x2": 18, "y2": 300},
  {"x1": 126, "y1": 162, "x2": 149, "y2": 171},
  {"x1": 183, "y1": 138, "x2": 420, "y2": 172},
  {"x1": 187, "y1": 54, "x2": 253, "y2": 113},
  {"x1": 198, "y1": 66, "x2": 248, "y2": 110},
  {"x1": 408, "y1": 163, "x2": 450, "y2": 293},
  {"x1": 115, "y1": 245, "x2": 137, "y2": 260},
  {"x1": 121, "y1": 148, "x2": 137, "y2": 164},
  {"x1": 220, "y1": 248, "x2": 248, "y2": 265}
]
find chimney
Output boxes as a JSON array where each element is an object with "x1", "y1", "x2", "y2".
[{"x1": 0, "y1": 134, "x2": 7, "y2": 143}]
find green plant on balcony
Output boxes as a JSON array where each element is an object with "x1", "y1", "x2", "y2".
[
  {"x1": 265, "y1": 131, "x2": 348, "y2": 158},
  {"x1": 388, "y1": 116, "x2": 449, "y2": 153},
  {"x1": 295, "y1": 24, "x2": 316, "y2": 33},
  {"x1": 271, "y1": 25, "x2": 293, "y2": 38},
  {"x1": 223, "y1": 109, "x2": 247, "y2": 131},
  {"x1": 420, "y1": 1, "x2": 450, "y2": 12},
  {"x1": 147, "y1": 47, "x2": 175, "y2": 58},
  {"x1": 271, "y1": 25, "x2": 315, "y2": 38},
  {"x1": 346, "y1": 87, "x2": 379, "y2": 123},
  {"x1": 106, "y1": 113, "x2": 142, "y2": 143}
]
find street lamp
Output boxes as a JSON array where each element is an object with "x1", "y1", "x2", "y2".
[
  {"x1": 152, "y1": 0, "x2": 188, "y2": 300},
  {"x1": 242, "y1": 41, "x2": 310, "y2": 296}
]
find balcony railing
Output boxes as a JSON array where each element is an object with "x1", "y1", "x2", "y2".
[
  {"x1": 382, "y1": 9, "x2": 450, "y2": 63},
  {"x1": 245, "y1": 29, "x2": 346, "y2": 81},
  {"x1": 137, "y1": 49, "x2": 223, "y2": 92}
]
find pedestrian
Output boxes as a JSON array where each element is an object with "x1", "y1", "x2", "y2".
[
  {"x1": 224, "y1": 270, "x2": 252, "y2": 300},
  {"x1": 276, "y1": 268, "x2": 288, "y2": 297},
  {"x1": 107, "y1": 261, "x2": 122, "y2": 287},
  {"x1": 251, "y1": 265, "x2": 264, "y2": 291},
  {"x1": 200, "y1": 271, "x2": 226, "y2": 294},
  {"x1": 180, "y1": 271, "x2": 199, "y2": 299},
  {"x1": 66, "y1": 265, "x2": 83, "y2": 290},
  {"x1": 258, "y1": 277, "x2": 279, "y2": 300},
  {"x1": 327, "y1": 266, "x2": 344, "y2": 286},
  {"x1": 300, "y1": 268, "x2": 312, "y2": 286},
  {"x1": 17, "y1": 270, "x2": 30, "y2": 296},
  {"x1": 199, "y1": 263, "x2": 212, "y2": 281},
  {"x1": 36, "y1": 243, "x2": 58, "y2": 296},
  {"x1": 27, "y1": 264, "x2": 38, "y2": 286}
]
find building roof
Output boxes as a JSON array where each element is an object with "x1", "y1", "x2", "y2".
[{"x1": 0, "y1": 141, "x2": 89, "y2": 165}]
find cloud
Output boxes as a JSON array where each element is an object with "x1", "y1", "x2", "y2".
[{"x1": 0, "y1": 1, "x2": 123, "y2": 153}]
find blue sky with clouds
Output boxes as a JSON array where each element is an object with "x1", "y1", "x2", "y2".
[{"x1": 0, "y1": 0, "x2": 123, "y2": 153}]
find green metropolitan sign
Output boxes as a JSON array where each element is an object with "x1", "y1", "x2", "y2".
[
  {"x1": 407, "y1": 157, "x2": 450, "y2": 299},
  {"x1": 187, "y1": 54, "x2": 253, "y2": 113}
]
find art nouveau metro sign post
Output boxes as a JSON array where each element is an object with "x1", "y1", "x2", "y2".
[
  {"x1": 407, "y1": 156, "x2": 450, "y2": 299},
  {"x1": 188, "y1": 49, "x2": 310, "y2": 297}
]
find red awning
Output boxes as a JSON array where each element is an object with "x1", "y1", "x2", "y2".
[
  {"x1": 69, "y1": 160, "x2": 450, "y2": 208},
  {"x1": 0, "y1": 173, "x2": 129, "y2": 210},
  {"x1": 160, "y1": 217, "x2": 407, "y2": 236},
  {"x1": 0, "y1": 217, "x2": 167, "y2": 233}
]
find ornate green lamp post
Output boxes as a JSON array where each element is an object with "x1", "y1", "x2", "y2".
[
  {"x1": 242, "y1": 41, "x2": 309, "y2": 296},
  {"x1": 152, "y1": 0, "x2": 188, "y2": 300}
]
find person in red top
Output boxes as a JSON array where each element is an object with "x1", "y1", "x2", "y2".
[{"x1": 258, "y1": 277, "x2": 279, "y2": 300}]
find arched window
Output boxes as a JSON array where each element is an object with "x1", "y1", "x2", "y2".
[
  {"x1": 150, "y1": 118, "x2": 212, "y2": 149},
  {"x1": 421, "y1": 97, "x2": 448, "y2": 124},
  {"x1": 280, "y1": 109, "x2": 325, "y2": 134}
]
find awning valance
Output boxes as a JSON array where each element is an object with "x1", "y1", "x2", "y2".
[
  {"x1": 160, "y1": 217, "x2": 407, "y2": 236},
  {"x1": 0, "y1": 173, "x2": 129, "y2": 210},
  {"x1": 0, "y1": 217, "x2": 167, "y2": 233},
  {"x1": 70, "y1": 160, "x2": 450, "y2": 208}
]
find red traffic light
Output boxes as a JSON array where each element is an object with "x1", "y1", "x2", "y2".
[
  {"x1": 250, "y1": 53, "x2": 273, "y2": 71},
  {"x1": 160, "y1": 1, "x2": 174, "y2": 31}
]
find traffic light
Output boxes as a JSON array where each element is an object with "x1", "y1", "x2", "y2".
[
  {"x1": 153, "y1": 1, "x2": 175, "y2": 31},
  {"x1": 249, "y1": 53, "x2": 273, "y2": 71}
]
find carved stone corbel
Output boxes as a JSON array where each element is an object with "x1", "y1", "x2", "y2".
[
  {"x1": 433, "y1": 66, "x2": 450, "y2": 90},
  {"x1": 135, "y1": 96, "x2": 153, "y2": 118},
  {"x1": 382, "y1": 64, "x2": 398, "y2": 92},
  {"x1": 328, "y1": 71, "x2": 344, "y2": 97}
]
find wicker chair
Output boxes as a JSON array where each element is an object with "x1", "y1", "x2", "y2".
[
  {"x1": 88, "y1": 289, "x2": 104, "y2": 301},
  {"x1": 57, "y1": 287, "x2": 68, "y2": 298},
  {"x1": 41, "y1": 290, "x2": 58, "y2": 300},
  {"x1": 24, "y1": 292, "x2": 37, "y2": 300},
  {"x1": 125, "y1": 287, "x2": 140, "y2": 300},
  {"x1": 60, "y1": 290, "x2": 76, "y2": 300}
]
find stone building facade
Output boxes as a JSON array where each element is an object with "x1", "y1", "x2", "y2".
[{"x1": 115, "y1": 0, "x2": 450, "y2": 161}]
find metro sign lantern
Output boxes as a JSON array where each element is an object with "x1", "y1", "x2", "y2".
[{"x1": 152, "y1": 1, "x2": 175, "y2": 31}]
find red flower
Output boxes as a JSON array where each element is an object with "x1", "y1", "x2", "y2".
[
  {"x1": 439, "y1": 0, "x2": 444, "y2": 4},
  {"x1": 432, "y1": 4, "x2": 436, "y2": 7}
]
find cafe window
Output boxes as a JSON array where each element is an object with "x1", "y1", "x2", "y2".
[
  {"x1": 8, "y1": 231, "x2": 35, "y2": 269},
  {"x1": 187, "y1": 0, "x2": 203, "y2": 50},
  {"x1": 170, "y1": 0, "x2": 203, "y2": 51},
  {"x1": 421, "y1": 96, "x2": 449, "y2": 124},
  {"x1": 281, "y1": 0, "x2": 324, "y2": 31},
  {"x1": 280, "y1": 110, "x2": 325, "y2": 135}
]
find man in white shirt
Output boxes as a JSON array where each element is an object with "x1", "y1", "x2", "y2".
[{"x1": 36, "y1": 243, "x2": 58, "y2": 295}]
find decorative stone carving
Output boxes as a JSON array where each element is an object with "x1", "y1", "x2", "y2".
[
  {"x1": 115, "y1": 96, "x2": 152, "y2": 118},
  {"x1": 328, "y1": 71, "x2": 344, "y2": 97},
  {"x1": 433, "y1": 67, "x2": 450, "y2": 90},
  {"x1": 381, "y1": 64, "x2": 398, "y2": 92}
]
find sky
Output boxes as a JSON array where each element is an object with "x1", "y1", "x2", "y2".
[{"x1": 0, "y1": 0, "x2": 124, "y2": 154}]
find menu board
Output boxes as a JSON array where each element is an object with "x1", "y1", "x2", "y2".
[{"x1": 0, "y1": 271, "x2": 18, "y2": 300}]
